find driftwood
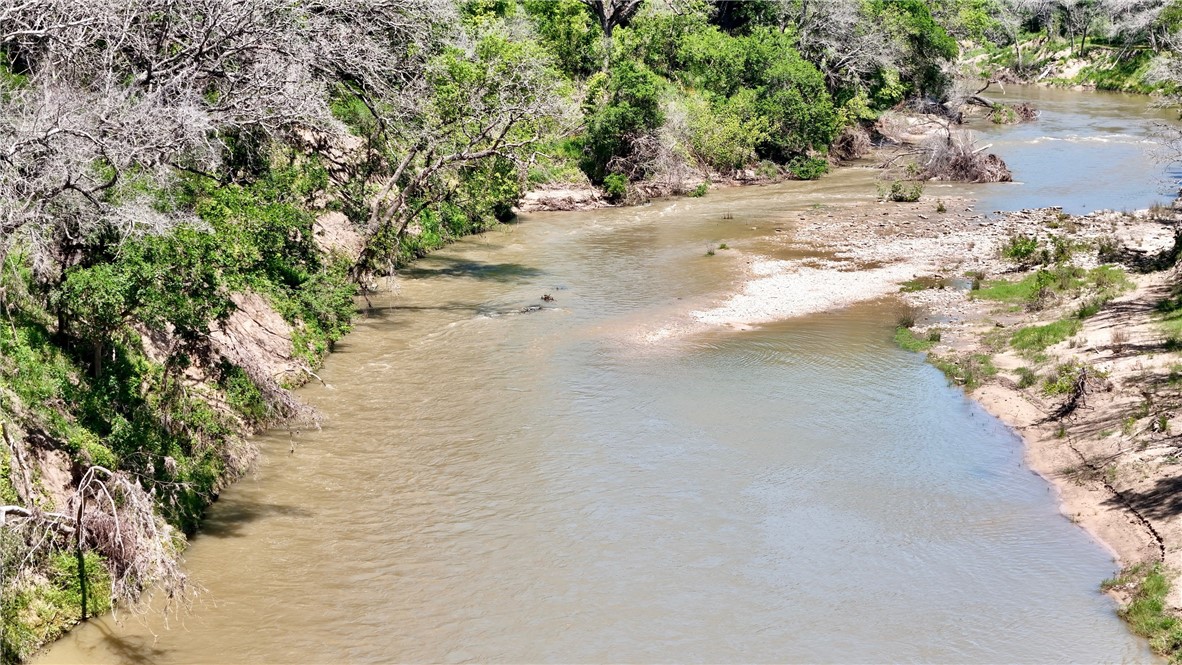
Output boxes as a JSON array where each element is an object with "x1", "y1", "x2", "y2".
[{"x1": 964, "y1": 80, "x2": 1039, "y2": 124}]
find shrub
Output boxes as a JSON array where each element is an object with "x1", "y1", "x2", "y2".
[
  {"x1": 1002, "y1": 234, "x2": 1040, "y2": 263},
  {"x1": 883, "y1": 179, "x2": 923, "y2": 202},
  {"x1": 690, "y1": 182, "x2": 708, "y2": 197},
  {"x1": 1015, "y1": 366, "x2": 1038, "y2": 389},
  {"x1": 603, "y1": 173, "x2": 628, "y2": 201},
  {"x1": 579, "y1": 60, "x2": 664, "y2": 184},
  {"x1": 789, "y1": 156, "x2": 829, "y2": 180}
]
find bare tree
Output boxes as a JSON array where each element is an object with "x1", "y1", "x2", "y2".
[
  {"x1": 1, "y1": 423, "x2": 191, "y2": 621},
  {"x1": 1057, "y1": 0, "x2": 1104, "y2": 56},
  {"x1": 775, "y1": 0, "x2": 895, "y2": 91},
  {"x1": 0, "y1": 0, "x2": 340, "y2": 284},
  {"x1": 1104, "y1": 0, "x2": 1169, "y2": 49}
]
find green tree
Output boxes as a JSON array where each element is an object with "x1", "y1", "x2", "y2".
[{"x1": 579, "y1": 59, "x2": 665, "y2": 183}]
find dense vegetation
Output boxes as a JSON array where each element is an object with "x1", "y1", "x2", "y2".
[{"x1": 4, "y1": 0, "x2": 1182, "y2": 661}]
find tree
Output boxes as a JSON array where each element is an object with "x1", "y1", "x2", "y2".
[
  {"x1": 580, "y1": 0, "x2": 646, "y2": 67},
  {"x1": 779, "y1": 0, "x2": 897, "y2": 92},
  {"x1": 355, "y1": 30, "x2": 572, "y2": 279},
  {"x1": 1057, "y1": 0, "x2": 1104, "y2": 55}
]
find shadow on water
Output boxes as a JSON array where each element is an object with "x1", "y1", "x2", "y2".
[
  {"x1": 80, "y1": 622, "x2": 169, "y2": 665},
  {"x1": 398, "y1": 256, "x2": 543, "y2": 282},
  {"x1": 355, "y1": 301, "x2": 487, "y2": 321},
  {"x1": 200, "y1": 499, "x2": 313, "y2": 539}
]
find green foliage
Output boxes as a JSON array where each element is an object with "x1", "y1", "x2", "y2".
[
  {"x1": 603, "y1": 173, "x2": 629, "y2": 201},
  {"x1": 1010, "y1": 319, "x2": 1082, "y2": 352},
  {"x1": 1002, "y1": 234, "x2": 1040, "y2": 262},
  {"x1": 1, "y1": 551, "x2": 112, "y2": 662},
  {"x1": 930, "y1": 352, "x2": 998, "y2": 390},
  {"x1": 789, "y1": 156, "x2": 829, "y2": 181},
  {"x1": 678, "y1": 27, "x2": 839, "y2": 161},
  {"x1": 882, "y1": 180, "x2": 924, "y2": 202},
  {"x1": 894, "y1": 327, "x2": 937, "y2": 352},
  {"x1": 1108, "y1": 564, "x2": 1182, "y2": 659},
  {"x1": 1156, "y1": 287, "x2": 1182, "y2": 348},
  {"x1": 973, "y1": 264, "x2": 1127, "y2": 307},
  {"x1": 1042, "y1": 361, "x2": 1090, "y2": 396},
  {"x1": 579, "y1": 59, "x2": 665, "y2": 184},
  {"x1": 1015, "y1": 366, "x2": 1038, "y2": 389},
  {"x1": 527, "y1": 138, "x2": 586, "y2": 185},
  {"x1": 690, "y1": 182, "x2": 708, "y2": 197},
  {"x1": 614, "y1": 1, "x2": 712, "y2": 76},
  {"x1": 872, "y1": 0, "x2": 958, "y2": 98},
  {"x1": 687, "y1": 90, "x2": 769, "y2": 172},
  {"x1": 523, "y1": 0, "x2": 602, "y2": 78},
  {"x1": 901, "y1": 275, "x2": 948, "y2": 292}
]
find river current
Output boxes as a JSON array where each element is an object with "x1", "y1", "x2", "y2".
[{"x1": 39, "y1": 87, "x2": 1174, "y2": 663}]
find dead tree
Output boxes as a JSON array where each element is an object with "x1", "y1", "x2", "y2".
[{"x1": 1, "y1": 422, "x2": 191, "y2": 621}]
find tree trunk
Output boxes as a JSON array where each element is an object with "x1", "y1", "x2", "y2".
[{"x1": 75, "y1": 492, "x2": 88, "y2": 621}]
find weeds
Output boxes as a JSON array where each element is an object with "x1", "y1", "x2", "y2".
[
  {"x1": 1011, "y1": 318, "x2": 1083, "y2": 352},
  {"x1": 1015, "y1": 366, "x2": 1038, "y2": 389},
  {"x1": 880, "y1": 179, "x2": 923, "y2": 203},
  {"x1": 930, "y1": 352, "x2": 998, "y2": 390},
  {"x1": 900, "y1": 275, "x2": 947, "y2": 292},
  {"x1": 1105, "y1": 564, "x2": 1182, "y2": 658}
]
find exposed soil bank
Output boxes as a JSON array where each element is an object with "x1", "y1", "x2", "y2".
[{"x1": 696, "y1": 189, "x2": 1182, "y2": 620}]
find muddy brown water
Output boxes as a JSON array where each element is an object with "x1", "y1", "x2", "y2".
[{"x1": 38, "y1": 88, "x2": 1175, "y2": 663}]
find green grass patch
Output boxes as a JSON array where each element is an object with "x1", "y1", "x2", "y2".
[
  {"x1": 1011, "y1": 318, "x2": 1082, "y2": 352},
  {"x1": 1105, "y1": 564, "x2": 1182, "y2": 659},
  {"x1": 900, "y1": 275, "x2": 947, "y2": 293},
  {"x1": 929, "y1": 353, "x2": 997, "y2": 390},
  {"x1": 1157, "y1": 290, "x2": 1182, "y2": 348},
  {"x1": 1015, "y1": 366, "x2": 1038, "y2": 389},
  {"x1": 1, "y1": 551, "x2": 112, "y2": 662},
  {"x1": 894, "y1": 327, "x2": 938, "y2": 352},
  {"x1": 973, "y1": 264, "x2": 1131, "y2": 310}
]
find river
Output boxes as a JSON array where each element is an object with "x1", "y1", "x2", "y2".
[{"x1": 38, "y1": 87, "x2": 1173, "y2": 663}]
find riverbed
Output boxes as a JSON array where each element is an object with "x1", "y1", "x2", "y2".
[{"x1": 38, "y1": 86, "x2": 1175, "y2": 663}]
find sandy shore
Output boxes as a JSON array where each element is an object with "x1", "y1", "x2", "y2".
[{"x1": 696, "y1": 192, "x2": 1182, "y2": 610}]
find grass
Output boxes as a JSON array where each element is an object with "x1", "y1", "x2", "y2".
[
  {"x1": 1156, "y1": 290, "x2": 1182, "y2": 347},
  {"x1": 974, "y1": 264, "x2": 1132, "y2": 311},
  {"x1": 1010, "y1": 318, "x2": 1082, "y2": 352},
  {"x1": 900, "y1": 275, "x2": 947, "y2": 293},
  {"x1": 1015, "y1": 366, "x2": 1038, "y2": 389},
  {"x1": 929, "y1": 352, "x2": 997, "y2": 390},
  {"x1": 1103, "y1": 564, "x2": 1182, "y2": 660},
  {"x1": 894, "y1": 327, "x2": 939, "y2": 352}
]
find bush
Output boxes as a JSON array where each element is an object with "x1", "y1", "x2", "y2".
[
  {"x1": 1015, "y1": 366, "x2": 1038, "y2": 389},
  {"x1": 789, "y1": 156, "x2": 829, "y2": 180},
  {"x1": 1002, "y1": 234, "x2": 1040, "y2": 262},
  {"x1": 578, "y1": 60, "x2": 664, "y2": 184},
  {"x1": 689, "y1": 182, "x2": 708, "y2": 197},
  {"x1": 883, "y1": 179, "x2": 923, "y2": 202},
  {"x1": 603, "y1": 173, "x2": 628, "y2": 201},
  {"x1": 687, "y1": 90, "x2": 768, "y2": 172}
]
